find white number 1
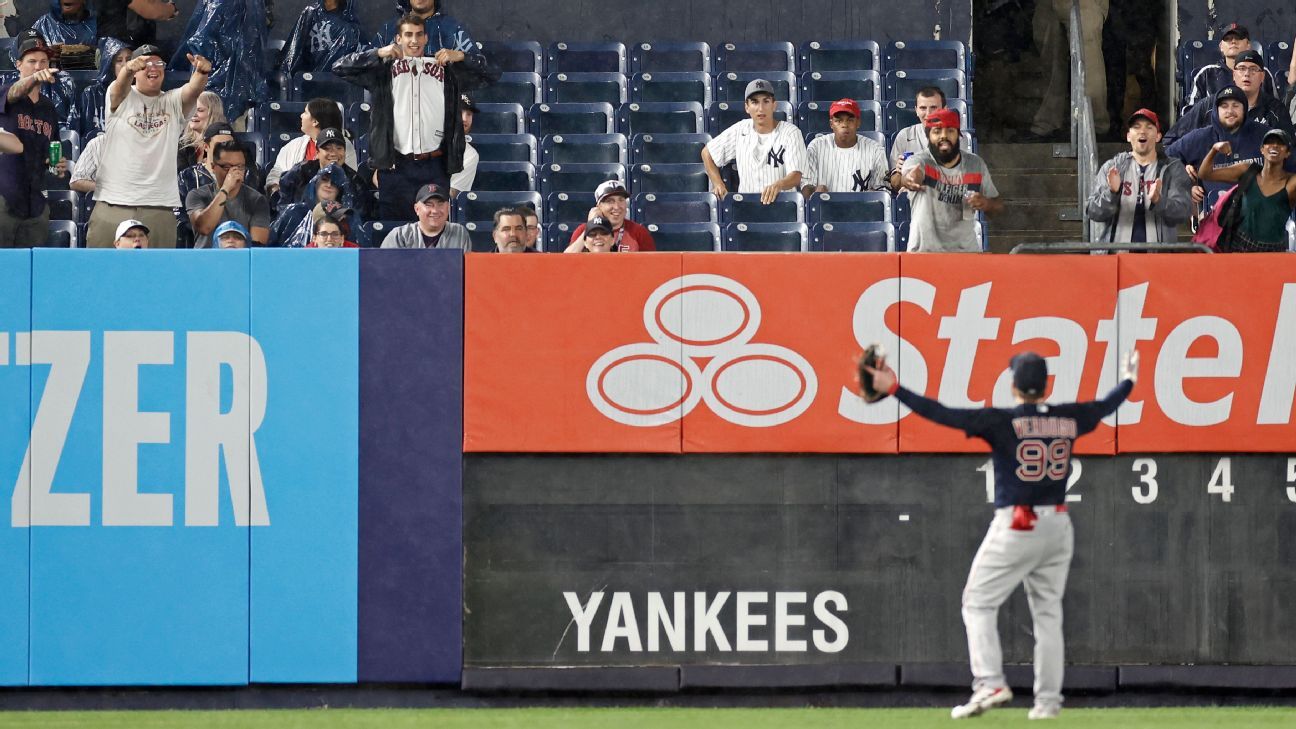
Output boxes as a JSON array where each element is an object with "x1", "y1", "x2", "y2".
[
  {"x1": 977, "y1": 459, "x2": 994, "y2": 503},
  {"x1": 976, "y1": 458, "x2": 1081, "y2": 502}
]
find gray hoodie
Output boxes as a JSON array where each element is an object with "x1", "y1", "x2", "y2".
[
  {"x1": 381, "y1": 221, "x2": 472, "y2": 251},
  {"x1": 1086, "y1": 151, "x2": 1193, "y2": 244}
]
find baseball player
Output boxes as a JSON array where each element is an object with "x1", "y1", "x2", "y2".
[
  {"x1": 859, "y1": 348, "x2": 1138, "y2": 720},
  {"x1": 800, "y1": 98, "x2": 891, "y2": 196},
  {"x1": 701, "y1": 78, "x2": 807, "y2": 204}
]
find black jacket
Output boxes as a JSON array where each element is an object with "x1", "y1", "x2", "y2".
[
  {"x1": 1165, "y1": 90, "x2": 1294, "y2": 147},
  {"x1": 332, "y1": 49, "x2": 497, "y2": 171}
]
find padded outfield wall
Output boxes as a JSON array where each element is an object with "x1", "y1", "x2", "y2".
[{"x1": 0, "y1": 250, "x2": 1295, "y2": 689}]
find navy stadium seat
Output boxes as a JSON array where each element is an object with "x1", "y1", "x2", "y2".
[
  {"x1": 45, "y1": 191, "x2": 78, "y2": 222},
  {"x1": 289, "y1": 71, "x2": 364, "y2": 105},
  {"x1": 360, "y1": 220, "x2": 407, "y2": 248},
  {"x1": 231, "y1": 131, "x2": 268, "y2": 167},
  {"x1": 893, "y1": 194, "x2": 910, "y2": 224},
  {"x1": 0, "y1": 38, "x2": 15, "y2": 70},
  {"x1": 473, "y1": 103, "x2": 527, "y2": 135},
  {"x1": 345, "y1": 102, "x2": 371, "y2": 139},
  {"x1": 797, "y1": 100, "x2": 881, "y2": 136},
  {"x1": 630, "y1": 163, "x2": 709, "y2": 193},
  {"x1": 630, "y1": 133, "x2": 711, "y2": 165},
  {"x1": 806, "y1": 192, "x2": 891, "y2": 224},
  {"x1": 862, "y1": 130, "x2": 888, "y2": 153},
  {"x1": 645, "y1": 222, "x2": 721, "y2": 251},
  {"x1": 45, "y1": 220, "x2": 78, "y2": 248},
  {"x1": 633, "y1": 192, "x2": 717, "y2": 224},
  {"x1": 58, "y1": 128, "x2": 80, "y2": 161},
  {"x1": 798, "y1": 40, "x2": 881, "y2": 73},
  {"x1": 478, "y1": 40, "x2": 544, "y2": 74},
  {"x1": 721, "y1": 222, "x2": 808, "y2": 252},
  {"x1": 884, "y1": 40, "x2": 970, "y2": 75},
  {"x1": 884, "y1": 98, "x2": 970, "y2": 133},
  {"x1": 538, "y1": 162, "x2": 625, "y2": 194},
  {"x1": 546, "y1": 42, "x2": 626, "y2": 73},
  {"x1": 544, "y1": 222, "x2": 577, "y2": 250},
  {"x1": 528, "y1": 102, "x2": 615, "y2": 135},
  {"x1": 617, "y1": 102, "x2": 705, "y2": 136},
  {"x1": 473, "y1": 161, "x2": 537, "y2": 192},
  {"x1": 630, "y1": 41, "x2": 711, "y2": 74},
  {"x1": 473, "y1": 72, "x2": 542, "y2": 107},
  {"x1": 810, "y1": 222, "x2": 894, "y2": 252},
  {"x1": 630, "y1": 72, "x2": 712, "y2": 105},
  {"x1": 454, "y1": 191, "x2": 543, "y2": 226},
  {"x1": 545, "y1": 191, "x2": 596, "y2": 224},
  {"x1": 539, "y1": 133, "x2": 627, "y2": 165},
  {"x1": 706, "y1": 100, "x2": 792, "y2": 135},
  {"x1": 713, "y1": 42, "x2": 796, "y2": 74},
  {"x1": 714, "y1": 71, "x2": 797, "y2": 104},
  {"x1": 799, "y1": 71, "x2": 881, "y2": 103},
  {"x1": 544, "y1": 72, "x2": 627, "y2": 105},
  {"x1": 352, "y1": 134, "x2": 368, "y2": 162},
  {"x1": 1266, "y1": 41, "x2": 1291, "y2": 93},
  {"x1": 884, "y1": 69, "x2": 967, "y2": 102},
  {"x1": 720, "y1": 192, "x2": 803, "y2": 224},
  {"x1": 467, "y1": 133, "x2": 538, "y2": 164},
  {"x1": 253, "y1": 101, "x2": 306, "y2": 138},
  {"x1": 463, "y1": 222, "x2": 498, "y2": 252}
]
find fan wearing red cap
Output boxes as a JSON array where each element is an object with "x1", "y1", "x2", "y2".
[
  {"x1": 800, "y1": 99, "x2": 891, "y2": 197},
  {"x1": 897, "y1": 108, "x2": 1003, "y2": 252},
  {"x1": 1086, "y1": 109, "x2": 1193, "y2": 244}
]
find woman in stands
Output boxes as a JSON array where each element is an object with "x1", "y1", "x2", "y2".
[
  {"x1": 1199, "y1": 129, "x2": 1296, "y2": 251},
  {"x1": 177, "y1": 90, "x2": 226, "y2": 169},
  {"x1": 265, "y1": 96, "x2": 357, "y2": 197}
]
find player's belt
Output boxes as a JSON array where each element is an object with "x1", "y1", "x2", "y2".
[{"x1": 401, "y1": 150, "x2": 444, "y2": 161}]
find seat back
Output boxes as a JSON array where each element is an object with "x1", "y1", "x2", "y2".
[
  {"x1": 538, "y1": 162, "x2": 625, "y2": 194},
  {"x1": 528, "y1": 102, "x2": 616, "y2": 135},
  {"x1": 713, "y1": 42, "x2": 796, "y2": 73},
  {"x1": 630, "y1": 163, "x2": 710, "y2": 194},
  {"x1": 714, "y1": 71, "x2": 797, "y2": 104},
  {"x1": 468, "y1": 133, "x2": 539, "y2": 164},
  {"x1": 645, "y1": 222, "x2": 721, "y2": 251},
  {"x1": 720, "y1": 192, "x2": 804, "y2": 224},
  {"x1": 884, "y1": 40, "x2": 969, "y2": 74},
  {"x1": 721, "y1": 222, "x2": 809, "y2": 252},
  {"x1": 478, "y1": 40, "x2": 544, "y2": 74},
  {"x1": 799, "y1": 70, "x2": 882, "y2": 103},
  {"x1": 454, "y1": 191, "x2": 543, "y2": 226},
  {"x1": 629, "y1": 133, "x2": 711, "y2": 165},
  {"x1": 633, "y1": 192, "x2": 717, "y2": 224},
  {"x1": 798, "y1": 40, "x2": 881, "y2": 72},
  {"x1": 473, "y1": 103, "x2": 528, "y2": 135},
  {"x1": 545, "y1": 191, "x2": 596, "y2": 225},
  {"x1": 805, "y1": 192, "x2": 892, "y2": 223},
  {"x1": 473, "y1": 162, "x2": 537, "y2": 192},
  {"x1": 810, "y1": 222, "x2": 894, "y2": 252},
  {"x1": 544, "y1": 72, "x2": 628, "y2": 105},
  {"x1": 630, "y1": 72, "x2": 713, "y2": 105},
  {"x1": 474, "y1": 72, "x2": 543, "y2": 107},
  {"x1": 290, "y1": 71, "x2": 364, "y2": 105},
  {"x1": 630, "y1": 42, "x2": 711, "y2": 74},
  {"x1": 616, "y1": 102, "x2": 705, "y2": 136},
  {"x1": 539, "y1": 133, "x2": 628, "y2": 165},
  {"x1": 546, "y1": 42, "x2": 627, "y2": 73},
  {"x1": 705, "y1": 101, "x2": 792, "y2": 135},
  {"x1": 884, "y1": 69, "x2": 967, "y2": 102}
]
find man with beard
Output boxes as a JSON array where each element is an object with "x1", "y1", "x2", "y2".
[
  {"x1": 899, "y1": 108, "x2": 1002, "y2": 252},
  {"x1": 1166, "y1": 51, "x2": 1292, "y2": 146},
  {"x1": 1166, "y1": 85, "x2": 1296, "y2": 214},
  {"x1": 491, "y1": 207, "x2": 532, "y2": 253},
  {"x1": 1086, "y1": 109, "x2": 1192, "y2": 243},
  {"x1": 564, "y1": 180, "x2": 655, "y2": 252}
]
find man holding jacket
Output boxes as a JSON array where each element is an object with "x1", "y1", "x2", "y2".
[
  {"x1": 1087, "y1": 109, "x2": 1191, "y2": 244},
  {"x1": 333, "y1": 11, "x2": 497, "y2": 220}
]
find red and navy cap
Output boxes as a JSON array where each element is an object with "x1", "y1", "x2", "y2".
[
  {"x1": 1127, "y1": 108, "x2": 1160, "y2": 133},
  {"x1": 1220, "y1": 23, "x2": 1249, "y2": 40},
  {"x1": 924, "y1": 107, "x2": 961, "y2": 130}
]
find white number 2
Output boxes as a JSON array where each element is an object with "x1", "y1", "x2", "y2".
[
  {"x1": 1132, "y1": 457, "x2": 1158, "y2": 504},
  {"x1": 1065, "y1": 459, "x2": 1083, "y2": 502},
  {"x1": 1207, "y1": 457, "x2": 1234, "y2": 503}
]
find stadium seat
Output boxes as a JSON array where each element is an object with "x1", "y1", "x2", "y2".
[
  {"x1": 45, "y1": 220, "x2": 78, "y2": 248},
  {"x1": 345, "y1": 102, "x2": 371, "y2": 139},
  {"x1": 463, "y1": 222, "x2": 499, "y2": 252},
  {"x1": 810, "y1": 222, "x2": 894, "y2": 252},
  {"x1": 797, "y1": 100, "x2": 881, "y2": 136},
  {"x1": 545, "y1": 191, "x2": 596, "y2": 224},
  {"x1": 253, "y1": 101, "x2": 307, "y2": 138},
  {"x1": 538, "y1": 162, "x2": 625, "y2": 194},
  {"x1": 706, "y1": 100, "x2": 792, "y2": 135},
  {"x1": 630, "y1": 163, "x2": 709, "y2": 193},
  {"x1": 355, "y1": 220, "x2": 403, "y2": 248},
  {"x1": 884, "y1": 40, "x2": 970, "y2": 75},
  {"x1": 352, "y1": 134, "x2": 368, "y2": 162},
  {"x1": 0, "y1": 38, "x2": 15, "y2": 70},
  {"x1": 630, "y1": 41, "x2": 711, "y2": 74},
  {"x1": 1267, "y1": 41, "x2": 1291, "y2": 93},
  {"x1": 544, "y1": 72, "x2": 627, "y2": 105},
  {"x1": 721, "y1": 222, "x2": 808, "y2": 252},
  {"x1": 231, "y1": 131, "x2": 268, "y2": 167},
  {"x1": 798, "y1": 40, "x2": 881, "y2": 73},
  {"x1": 630, "y1": 133, "x2": 711, "y2": 165},
  {"x1": 645, "y1": 222, "x2": 721, "y2": 251},
  {"x1": 473, "y1": 161, "x2": 537, "y2": 192},
  {"x1": 806, "y1": 192, "x2": 891, "y2": 223},
  {"x1": 45, "y1": 191, "x2": 78, "y2": 222},
  {"x1": 539, "y1": 133, "x2": 627, "y2": 165},
  {"x1": 630, "y1": 72, "x2": 712, "y2": 105},
  {"x1": 720, "y1": 192, "x2": 803, "y2": 224},
  {"x1": 893, "y1": 193, "x2": 910, "y2": 224},
  {"x1": 64, "y1": 70, "x2": 97, "y2": 97},
  {"x1": 546, "y1": 42, "x2": 627, "y2": 74},
  {"x1": 467, "y1": 133, "x2": 539, "y2": 164},
  {"x1": 544, "y1": 222, "x2": 577, "y2": 250},
  {"x1": 478, "y1": 40, "x2": 544, "y2": 74},
  {"x1": 616, "y1": 102, "x2": 705, "y2": 136},
  {"x1": 884, "y1": 98, "x2": 970, "y2": 133},
  {"x1": 474, "y1": 72, "x2": 542, "y2": 107},
  {"x1": 454, "y1": 190, "x2": 543, "y2": 226},
  {"x1": 289, "y1": 71, "x2": 364, "y2": 105},
  {"x1": 473, "y1": 103, "x2": 528, "y2": 135},
  {"x1": 714, "y1": 71, "x2": 797, "y2": 104},
  {"x1": 632, "y1": 192, "x2": 717, "y2": 224},
  {"x1": 1177, "y1": 39, "x2": 1233, "y2": 92},
  {"x1": 58, "y1": 128, "x2": 80, "y2": 161},
  {"x1": 799, "y1": 70, "x2": 882, "y2": 103},
  {"x1": 884, "y1": 69, "x2": 967, "y2": 102},
  {"x1": 528, "y1": 102, "x2": 616, "y2": 135},
  {"x1": 713, "y1": 42, "x2": 796, "y2": 74}
]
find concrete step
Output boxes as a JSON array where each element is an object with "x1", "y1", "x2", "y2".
[
  {"x1": 994, "y1": 198, "x2": 1080, "y2": 233},
  {"x1": 989, "y1": 226, "x2": 1084, "y2": 254},
  {"x1": 992, "y1": 170, "x2": 1077, "y2": 201},
  {"x1": 978, "y1": 143, "x2": 1079, "y2": 172}
]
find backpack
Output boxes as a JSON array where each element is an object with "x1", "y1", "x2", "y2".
[{"x1": 1192, "y1": 163, "x2": 1260, "y2": 251}]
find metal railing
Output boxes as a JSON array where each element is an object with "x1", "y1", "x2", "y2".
[
  {"x1": 1069, "y1": 0, "x2": 1100, "y2": 243},
  {"x1": 1010, "y1": 242, "x2": 1213, "y2": 254}
]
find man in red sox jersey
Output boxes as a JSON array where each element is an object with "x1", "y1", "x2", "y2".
[{"x1": 334, "y1": 11, "x2": 497, "y2": 221}]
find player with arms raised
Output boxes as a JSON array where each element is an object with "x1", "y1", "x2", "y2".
[{"x1": 859, "y1": 347, "x2": 1138, "y2": 720}]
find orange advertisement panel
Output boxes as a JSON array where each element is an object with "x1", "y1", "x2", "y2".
[
  {"x1": 896, "y1": 255, "x2": 1120, "y2": 454},
  {"x1": 1116, "y1": 254, "x2": 1296, "y2": 453},
  {"x1": 464, "y1": 254, "x2": 685, "y2": 452},
  {"x1": 678, "y1": 253, "x2": 902, "y2": 453}
]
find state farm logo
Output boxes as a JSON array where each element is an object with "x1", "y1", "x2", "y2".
[{"x1": 586, "y1": 275, "x2": 817, "y2": 427}]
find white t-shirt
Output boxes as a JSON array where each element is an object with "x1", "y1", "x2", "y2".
[
  {"x1": 705, "y1": 119, "x2": 806, "y2": 194},
  {"x1": 390, "y1": 56, "x2": 446, "y2": 155},
  {"x1": 804, "y1": 134, "x2": 890, "y2": 192},
  {"x1": 451, "y1": 142, "x2": 478, "y2": 192},
  {"x1": 96, "y1": 87, "x2": 186, "y2": 207},
  {"x1": 901, "y1": 149, "x2": 998, "y2": 253}
]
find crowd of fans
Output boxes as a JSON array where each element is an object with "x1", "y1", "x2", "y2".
[{"x1": 0, "y1": 1, "x2": 1294, "y2": 252}]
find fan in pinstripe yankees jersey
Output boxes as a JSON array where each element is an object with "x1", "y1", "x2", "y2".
[
  {"x1": 702, "y1": 78, "x2": 808, "y2": 204},
  {"x1": 801, "y1": 98, "x2": 893, "y2": 195}
]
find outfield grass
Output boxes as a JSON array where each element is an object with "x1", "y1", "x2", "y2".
[{"x1": 0, "y1": 707, "x2": 1292, "y2": 728}]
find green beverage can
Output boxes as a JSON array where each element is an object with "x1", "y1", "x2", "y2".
[{"x1": 48, "y1": 141, "x2": 62, "y2": 168}]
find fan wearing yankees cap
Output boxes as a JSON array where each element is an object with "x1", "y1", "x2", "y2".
[
  {"x1": 899, "y1": 108, "x2": 1002, "y2": 252},
  {"x1": 113, "y1": 219, "x2": 150, "y2": 249},
  {"x1": 450, "y1": 93, "x2": 478, "y2": 197},
  {"x1": 800, "y1": 98, "x2": 891, "y2": 197},
  {"x1": 702, "y1": 78, "x2": 808, "y2": 204},
  {"x1": 1166, "y1": 50, "x2": 1293, "y2": 147},
  {"x1": 1184, "y1": 24, "x2": 1279, "y2": 110},
  {"x1": 1086, "y1": 109, "x2": 1192, "y2": 244},
  {"x1": 277, "y1": 126, "x2": 373, "y2": 218},
  {"x1": 563, "y1": 180, "x2": 656, "y2": 252}
]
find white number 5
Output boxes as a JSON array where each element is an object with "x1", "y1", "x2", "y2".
[{"x1": 1287, "y1": 458, "x2": 1296, "y2": 503}]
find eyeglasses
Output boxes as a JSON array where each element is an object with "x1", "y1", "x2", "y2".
[
  {"x1": 315, "y1": 231, "x2": 343, "y2": 239},
  {"x1": 142, "y1": 61, "x2": 166, "y2": 69},
  {"x1": 213, "y1": 163, "x2": 247, "y2": 171},
  {"x1": 1235, "y1": 65, "x2": 1263, "y2": 75}
]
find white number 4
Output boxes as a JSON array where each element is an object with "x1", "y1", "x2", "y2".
[{"x1": 1207, "y1": 457, "x2": 1234, "y2": 503}]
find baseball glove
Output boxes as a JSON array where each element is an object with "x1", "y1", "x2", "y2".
[{"x1": 856, "y1": 344, "x2": 888, "y2": 403}]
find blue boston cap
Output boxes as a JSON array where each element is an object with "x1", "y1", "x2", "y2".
[{"x1": 1011, "y1": 352, "x2": 1048, "y2": 397}]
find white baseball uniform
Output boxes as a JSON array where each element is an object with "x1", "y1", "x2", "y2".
[
  {"x1": 706, "y1": 119, "x2": 807, "y2": 193},
  {"x1": 390, "y1": 56, "x2": 447, "y2": 155},
  {"x1": 804, "y1": 133, "x2": 890, "y2": 192}
]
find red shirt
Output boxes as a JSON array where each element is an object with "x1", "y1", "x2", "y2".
[{"x1": 568, "y1": 218, "x2": 656, "y2": 251}]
